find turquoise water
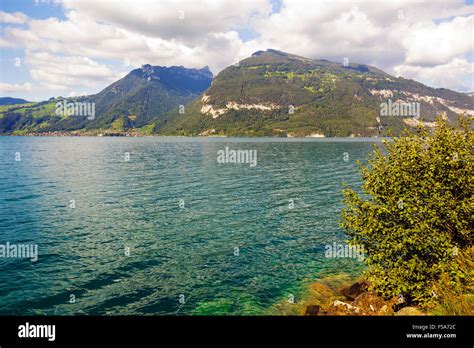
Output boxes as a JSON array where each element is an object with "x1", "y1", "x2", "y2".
[{"x1": 0, "y1": 136, "x2": 381, "y2": 315}]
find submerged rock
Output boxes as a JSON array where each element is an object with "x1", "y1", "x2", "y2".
[
  {"x1": 305, "y1": 305, "x2": 324, "y2": 316},
  {"x1": 340, "y1": 281, "x2": 370, "y2": 301}
]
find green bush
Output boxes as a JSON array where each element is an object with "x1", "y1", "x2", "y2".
[{"x1": 341, "y1": 116, "x2": 473, "y2": 306}]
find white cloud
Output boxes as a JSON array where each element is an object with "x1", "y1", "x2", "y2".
[
  {"x1": 394, "y1": 58, "x2": 474, "y2": 92},
  {"x1": 401, "y1": 15, "x2": 474, "y2": 66},
  {"x1": 0, "y1": 11, "x2": 28, "y2": 25},
  {"x1": 2, "y1": 7, "x2": 252, "y2": 73},
  {"x1": 60, "y1": 0, "x2": 273, "y2": 44},
  {"x1": 0, "y1": 0, "x2": 473, "y2": 97},
  {"x1": 239, "y1": 0, "x2": 474, "y2": 91},
  {"x1": 24, "y1": 51, "x2": 125, "y2": 90},
  {"x1": 0, "y1": 82, "x2": 33, "y2": 93}
]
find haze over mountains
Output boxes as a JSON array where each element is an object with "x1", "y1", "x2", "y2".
[{"x1": 1, "y1": 49, "x2": 473, "y2": 136}]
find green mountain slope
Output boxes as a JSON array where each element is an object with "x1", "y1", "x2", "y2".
[
  {"x1": 0, "y1": 65, "x2": 212, "y2": 134},
  {"x1": 157, "y1": 49, "x2": 474, "y2": 137},
  {"x1": 1, "y1": 49, "x2": 472, "y2": 136}
]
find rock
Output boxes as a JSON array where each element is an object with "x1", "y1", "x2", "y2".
[
  {"x1": 305, "y1": 305, "x2": 324, "y2": 316},
  {"x1": 340, "y1": 281, "x2": 370, "y2": 300},
  {"x1": 326, "y1": 300, "x2": 366, "y2": 315},
  {"x1": 396, "y1": 307, "x2": 425, "y2": 316},
  {"x1": 388, "y1": 295, "x2": 405, "y2": 312},
  {"x1": 198, "y1": 128, "x2": 216, "y2": 136},
  {"x1": 309, "y1": 282, "x2": 336, "y2": 304},
  {"x1": 352, "y1": 292, "x2": 393, "y2": 315}
]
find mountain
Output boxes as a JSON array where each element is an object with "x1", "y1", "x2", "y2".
[
  {"x1": 156, "y1": 49, "x2": 474, "y2": 136},
  {"x1": 0, "y1": 65, "x2": 212, "y2": 134},
  {"x1": 0, "y1": 97, "x2": 29, "y2": 105},
  {"x1": 85, "y1": 64, "x2": 213, "y2": 130},
  {"x1": 1, "y1": 50, "x2": 472, "y2": 136}
]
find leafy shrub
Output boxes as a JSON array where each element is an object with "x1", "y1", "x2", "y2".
[{"x1": 341, "y1": 116, "x2": 473, "y2": 306}]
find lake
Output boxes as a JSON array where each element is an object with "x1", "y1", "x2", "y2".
[{"x1": 0, "y1": 136, "x2": 382, "y2": 315}]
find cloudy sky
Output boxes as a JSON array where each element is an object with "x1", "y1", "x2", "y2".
[{"x1": 0, "y1": 0, "x2": 473, "y2": 101}]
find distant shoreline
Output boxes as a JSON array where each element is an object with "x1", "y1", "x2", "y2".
[{"x1": 0, "y1": 131, "x2": 388, "y2": 140}]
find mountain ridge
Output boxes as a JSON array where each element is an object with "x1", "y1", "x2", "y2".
[
  {"x1": 0, "y1": 97, "x2": 29, "y2": 106},
  {"x1": 0, "y1": 64, "x2": 212, "y2": 134},
  {"x1": 155, "y1": 49, "x2": 474, "y2": 136},
  {"x1": 1, "y1": 49, "x2": 472, "y2": 136}
]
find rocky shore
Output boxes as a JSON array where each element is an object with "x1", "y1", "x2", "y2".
[
  {"x1": 305, "y1": 280, "x2": 425, "y2": 316},
  {"x1": 269, "y1": 275, "x2": 426, "y2": 316}
]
